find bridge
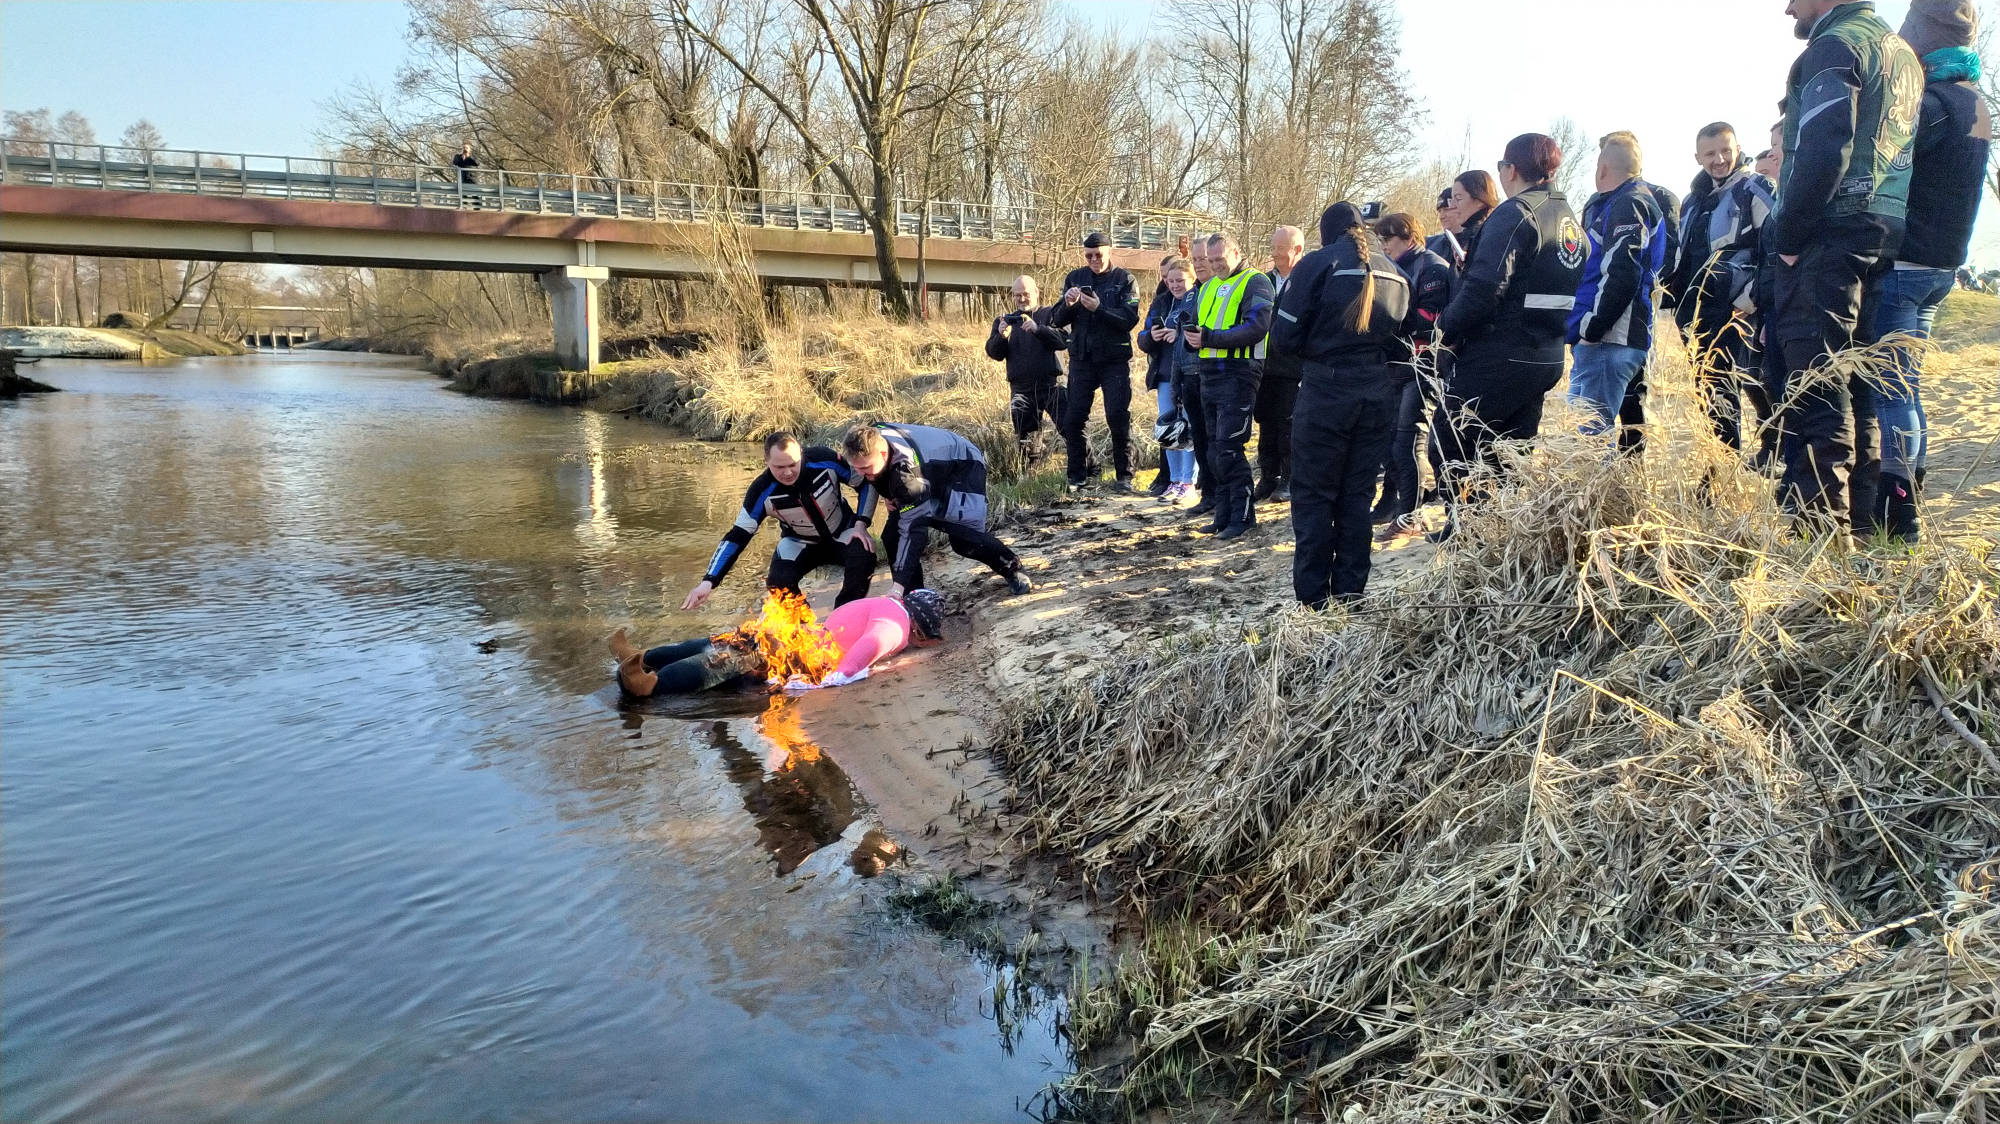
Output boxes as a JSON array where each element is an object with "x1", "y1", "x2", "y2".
[
  {"x1": 165, "y1": 305, "x2": 339, "y2": 349},
  {"x1": 0, "y1": 140, "x2": 1207, "y2": 370}
]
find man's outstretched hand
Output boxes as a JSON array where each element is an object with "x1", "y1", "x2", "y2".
[{"x1": 683, "y1": 581, "x2": 714, "y2": 611}]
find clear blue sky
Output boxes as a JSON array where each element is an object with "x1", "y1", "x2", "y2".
[
  {"x1": 2, "y1": 0, "x2": 1990, "y2": 260},
  {"x1": 0, "y1": 0, "x2": 408, "y2": 154}
]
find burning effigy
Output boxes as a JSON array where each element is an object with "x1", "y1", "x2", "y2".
[
  {"x1": 609, "y1": 589, "x2": 942, "y2": 698},
  {"x1": 710, "y1": 591, "x2": 846, "y2": 688}
]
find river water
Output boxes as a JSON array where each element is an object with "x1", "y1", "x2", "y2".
[{"x1": 0, "y1": 352, "x2": 1066, "y2": 1122}]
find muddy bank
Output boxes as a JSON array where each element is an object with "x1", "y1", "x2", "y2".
[
  {"x1": 2, "y1": 350, "x2": 61, "y2": 395},
  {"x1": 301, "y1": 336, "x2": 430, "y2": 355},
  {"x1": 0, "y1": 325, "x2": 248, "y2": 359},
  {"x1": 784, "y1": 489, "x2": 1437, "y2": 988}
]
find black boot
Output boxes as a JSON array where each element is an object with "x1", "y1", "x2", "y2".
[
  {"x1": 1881, "y1": 472, "x2": 1920, "y2": 544},
  {"x1": 1251, "y1": 475, "x2": 1278, "y2": 502},
  {"x1": 1214, "y1": 491, "x2": 1254, "y2": 538},
  {"x1": 1850, "y1": 467, "x2": 1883, "y2": 540},
  {"x1": 1147, "y1": 470, "x2": 1171, "y2": 496},
  {"x1": 1200, "y1": 488, "x2": 1233, "y2": 534},
  {"x1": 1188, "y1": 493, "x2": 1217, "y2": 518}
]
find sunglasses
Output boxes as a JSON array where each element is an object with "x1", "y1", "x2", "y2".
[{"x1": 1496, "y1": 160, "x2": 1514, "y2": 170}]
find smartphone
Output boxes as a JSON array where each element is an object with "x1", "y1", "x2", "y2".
[
  {"x1": 1079, "y1": 285, "x2": 1096, "y2": 299},
  {"x1": 1360, "y1": 201, "x2": 1385, "y2": 221}
]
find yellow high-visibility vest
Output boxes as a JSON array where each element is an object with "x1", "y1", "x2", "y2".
[{"x1": 1198, "y1": 266, "x2": 1260, "y2": 360}]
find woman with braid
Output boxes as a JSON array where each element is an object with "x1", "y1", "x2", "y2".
[{"x1": 1269, "y1": 203, "x2": 1414, "y2": 608}]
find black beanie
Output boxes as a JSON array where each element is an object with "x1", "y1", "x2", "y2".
[
  {"x1": 1082, "y1": 231, "x2": 1109, "y2": 248},
  {"x1": 1319, "y1": 202, "x2": 1362, "y2": 246}
]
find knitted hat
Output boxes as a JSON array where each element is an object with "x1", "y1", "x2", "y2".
[
  {"x1": 1435, "y1": 188, "x2": 1454, "y2": 210},
  {"x1": 1901, "y1": 0, "x2": 1978, "y2": 58},
  {"x1": 904, "y1": 588, "x2": 945, "y2": 642},
  {"x1": 1081, "y1": 231, "x2": 1110, "y2": 248},
  {"x1": 1319, "y1": 202, "x2": 1363, "y2": 246}
]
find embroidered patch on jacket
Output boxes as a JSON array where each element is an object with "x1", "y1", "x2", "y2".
[{"x1": 1558, "y1": 217, "x2": 1588, "y2": 270}]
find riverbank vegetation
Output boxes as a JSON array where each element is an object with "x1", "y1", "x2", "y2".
[
  {"x1": 444, "y1": 312, "x2": 1148, "y2": 482},
  {"x1": 982, "y1": 337, "x2": 2000, "y2": 1122}
]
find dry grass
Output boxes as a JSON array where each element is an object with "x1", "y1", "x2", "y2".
[
  {"x1": 436, "y1": 312, "x2": 1152, "y2": 480},
  {"x1": 614, "y1": 317, "x2": 1153, "y2": 479},
  {"x1": 994, "y1": 337, "x2": 2000, "y2": 1121}
]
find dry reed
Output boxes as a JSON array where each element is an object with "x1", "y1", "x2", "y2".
[
  {"x1": 995, "y1": 343, "x2": 1999, "y2": 1120},
  {"x1": 624, "y1": 316, "x2": 1154, "y2": 479}
]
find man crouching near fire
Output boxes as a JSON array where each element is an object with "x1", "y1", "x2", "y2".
[
  {"x1": 838, "y1": 422, "x2": 1034, "y2": 599},
  {"x1": 682, "y1": 432, "x2": 877, "y2": 613}
]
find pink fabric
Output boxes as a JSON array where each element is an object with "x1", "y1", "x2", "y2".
[{"x1": 823, "y1": 596, "x2": 911, "y2": 678}]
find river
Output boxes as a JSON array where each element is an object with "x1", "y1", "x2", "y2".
[{"x1": 0, "y1": 352, "x2": 1067, "y2": 1122}]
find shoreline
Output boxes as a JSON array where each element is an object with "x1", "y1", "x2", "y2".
[{"x1": 0, "y1": 325, "x2": 249, "y2": 360}]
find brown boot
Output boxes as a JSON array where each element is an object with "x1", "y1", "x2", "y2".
[
  {"x1": 608, "y1": 629, "x2": 658, "y2": 695},
  {"x1": 607, "y1": 627, "x2": 641, "y2": 662}
]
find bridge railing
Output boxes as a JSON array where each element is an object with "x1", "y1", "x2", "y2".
[{"x1": 0, "y1": 138, "x2": 1216, "y2": 253}]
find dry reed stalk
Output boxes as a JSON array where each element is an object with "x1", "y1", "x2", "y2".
[{"x1": 997, "y1": 341, "x2": 1999, "y2": 1121}]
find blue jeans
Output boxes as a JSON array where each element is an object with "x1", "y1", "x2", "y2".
[
  {"x1": 1567, "y1": 342, "x2": 1649, "y2": 439},
  {"x1": 1156, "y1": 383, "x2": 1196, "y2": 484},
  {"x1": 1866, "y1": 266, "x2": 1954, "y2": 479}
]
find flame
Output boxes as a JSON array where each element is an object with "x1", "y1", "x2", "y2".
[
  {"x1": 757, "y1": 697, "x2": 823, "y2": 767},
  {"x1": 714, "y1": 590, "x2": 844, "y2": 688}
]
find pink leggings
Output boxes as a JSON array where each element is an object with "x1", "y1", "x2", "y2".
[{"x1": 823, "y1": 596, "x2": 911, "y2": 678}]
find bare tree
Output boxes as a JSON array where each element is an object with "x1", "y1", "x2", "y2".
[
  {"x1": 1152, "y1": 0, "x2": 1416, "y2": 229},
  {"x1": 1547, "y1": 116, "x2": 1591, "y2": 203},
  {"x1": 540, "y1": 0, "x2": 777, "y2": 188},
  {"x1": 670, "y1": 0, "x2": 1004, "y2": 320},
  {"x1": 4, "y1": 109, "x2": 55, "y2": 324},
  {"x1": 54, "y1": 112, "x2": 95, "y2": 325}
]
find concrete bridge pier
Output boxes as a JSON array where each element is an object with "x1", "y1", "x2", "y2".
[{"x1": 540, "y1": 265, "x2": 608, "y2": 372}]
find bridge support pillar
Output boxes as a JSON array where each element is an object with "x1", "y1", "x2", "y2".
[{"x1": 540, "y1": 265, "x2": 609, "y2": 372}]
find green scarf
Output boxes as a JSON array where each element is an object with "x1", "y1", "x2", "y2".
[{"x1": 1923, "y1": 45, "x2": 1982, "y2": 83}]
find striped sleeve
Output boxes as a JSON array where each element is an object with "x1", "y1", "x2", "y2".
[{"x1": 702, "y1": 476, "x2": 776, "y2": 585}]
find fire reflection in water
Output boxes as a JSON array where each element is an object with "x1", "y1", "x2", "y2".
[{"x1": 707, "y1": 698, "x2": 871, "y2": 876}]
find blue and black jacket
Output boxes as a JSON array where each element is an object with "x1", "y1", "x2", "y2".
[
  {"x1": 702, "y1": 445, "x2": 868, "y2": 585},
  {"x1": 853, "y1": 423, "x2": 993, "y2": 590},
  {"x1": 1665, "y1": 163, "x2": 1776, "y2": 335},
  {"x1": 1567, "y1": 179, "x2": 1669, "y2": 350}
]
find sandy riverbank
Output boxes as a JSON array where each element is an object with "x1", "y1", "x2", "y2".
[{"x1": 0, "y1": 325, "x2": 249, "y2": 359}]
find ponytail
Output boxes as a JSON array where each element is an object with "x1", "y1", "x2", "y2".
[{"x1": 1343, "y1": 224, "x2": 1376, "y2": 334}]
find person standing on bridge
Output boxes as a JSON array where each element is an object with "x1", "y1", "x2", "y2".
[
  {"x1": 451, "y1": 141, "x2": 480, "y2": 209},
  {"x1": 1051, "y1": 232, "x2": 1142, "y2": 493}
]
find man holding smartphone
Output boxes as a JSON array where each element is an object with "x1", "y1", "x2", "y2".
[
  {"x1": 1051, "y1": 232, "x2": 1142, "y2": 492},
  {"x1": 984, "y1": 275, "x2": 1071, "y2": 468}
]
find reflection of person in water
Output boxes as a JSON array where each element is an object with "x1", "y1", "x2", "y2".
[
  {"x1": 711, "y1": 706, "x2": 857, "y2": 876},
  {"x1": 607, "y1": 591, "x2": 944, "y2": 697}
]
